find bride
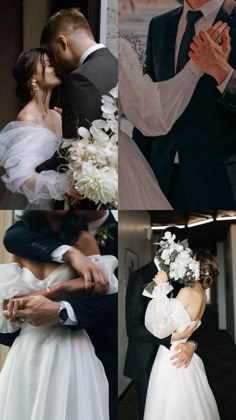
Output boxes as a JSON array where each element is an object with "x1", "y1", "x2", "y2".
[
  {"x1": 119, "y1": 21, "x2": 229, "y2": 210},
  {"x1": 0, "y1": 48, "x2": 71, "y2": 209},
  {"x1": 143, "y1": 251, "x2": 220, "y2": 420},
  {"x1": 0, "y1": 214, "x2": 118, "y2": 420}
]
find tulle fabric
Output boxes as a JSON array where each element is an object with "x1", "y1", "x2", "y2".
[
  {"x1": 143, "y1": 283, "x2": 220, "y2": 420},
  {"x1": 119, "y1": 130, "x2": 172, "y2": 209},
  {"x1": 0, "y1": 122, "x2": 71, "y2": 205},
  {"x1": 0, "y1": 255, "x2": 118, "y2": 420},
  {"x1": 119, "y1": 38, "x2": 202, "y2": 137}
]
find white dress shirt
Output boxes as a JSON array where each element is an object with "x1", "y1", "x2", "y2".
[
  {"x1": 50, "y1": 211, "x2": 110, "y2": 325},
  {"x1": 79, "y1": 43, "x2": 106, "y2": 66}
]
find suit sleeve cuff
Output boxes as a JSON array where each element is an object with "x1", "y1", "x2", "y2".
[{"x1": 217, "y1": 69, "x2": 234, "y2": 93}]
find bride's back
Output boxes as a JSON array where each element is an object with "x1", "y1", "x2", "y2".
[
  {"x1": 176, "y1": 283, "x2": 207, "y2": 322},
  {"x1": 176, "y1": 251, "x2": 219, "y2": 321}
]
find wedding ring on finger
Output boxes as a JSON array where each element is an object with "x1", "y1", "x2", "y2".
[
  {"x1": 216, "y1": 38, "x2": 223, "y2": 45},
  {"x1": 19, "y1": 317, "x2": 25, "y2": 323}
]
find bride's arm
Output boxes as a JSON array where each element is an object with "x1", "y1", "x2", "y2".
[
  {"x1": 144, "y1": 272, "x2": 192, "y2": 339},
  {"x1": 19, "y1": 170, "x2": 72, "y2": 203},
  {"x1": 119, "y1": 38, "x2": 202, "y2": 136},
  {"x1": 6, "y1": 232, "x2": 105, "y2": 308}
]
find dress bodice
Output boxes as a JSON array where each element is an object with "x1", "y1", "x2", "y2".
[{"x1": 0, "y1": 255, "x2": 118, "y2": 334}]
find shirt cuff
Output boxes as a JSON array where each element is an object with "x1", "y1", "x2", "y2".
[
  {"x1": 185, "y1": 60, "x2": 204, "y2": 80},
  {"x1": 61, "y1": 301, "x2": 78, "y2": 325},
  {"x1": 217, "y1": 69, "x2": 234, "y2": 93},
  {"x1": 51, "y1": 245, "x2": 72, "y2": 263}
]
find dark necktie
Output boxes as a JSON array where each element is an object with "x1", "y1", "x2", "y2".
[{"x1": 176, "y1": 10, "x2": 203, "y2": 73}]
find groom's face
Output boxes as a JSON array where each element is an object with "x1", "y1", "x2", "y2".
[{"x1": 47, "y1": 39, "x2": 76, "y2": 76}]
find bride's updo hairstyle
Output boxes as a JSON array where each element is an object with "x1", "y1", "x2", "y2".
[
  {"x1": 13, "y1": 48, "x2": 47, "y2": 103},
  {"x1": 194, "y1": 251, "x2": 219, "y2": 289}
]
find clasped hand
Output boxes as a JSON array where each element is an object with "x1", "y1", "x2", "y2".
[{"x1": 189, "y1": 21, "x2": 233, "y2": 84}]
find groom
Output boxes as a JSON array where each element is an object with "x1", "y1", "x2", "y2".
[
  {"x1": 133, "y1": 0, "x2": 236, "y2": 209},
  {"x1": 41, "y1": 7, "x2": 118, "y2": 138},
  {"x1": 37, "y1": 8, "x2": 118, "y2": 207},
  {"x1": 0, "y1": 211, "x2": 118, "y2": 420}
]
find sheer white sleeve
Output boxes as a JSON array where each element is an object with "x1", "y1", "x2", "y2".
[
  {"x1": 144, "y1": 283, "x2": 192, "y2": 339},
  {"x1": 0, "y1": 264, "x2": 24, "y2": 333},
  {"x1": 89, "y1": 255, "x2": 118, "y2": 294},
  {"x1": 119, "y1": 38, "x2": 203, "y2": 136},
  {"x1": 0, "y1": 122, "x2": 72, "y2": 203}
]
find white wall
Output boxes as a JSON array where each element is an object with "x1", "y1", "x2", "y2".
[
  {"x1": 0, "y1": 211, "x2": 13, "y2": 370},
  {"x1": 118, "y1": 211, "x2": 152, "y2": 396},
  {"x1": 224, "y1": 225, "x2": 236, "y2": 343},
  {"x1": 217, "y1": 242, "x2": 227, "y2": 330},
  {"x1": 105, "y1": 0, "x2": 118, "y2": 57}
]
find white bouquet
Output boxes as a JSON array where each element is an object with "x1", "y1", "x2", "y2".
[
  {"x1": 61, "y1": 85, "x2": 118, "y2": 208},
  {"x1": 144, "y1": 231, "x2": 200, "y2": 295}
]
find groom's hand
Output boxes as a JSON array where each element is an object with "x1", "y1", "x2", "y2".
[
  {"x1": 170, "y1": 342, "x2": 195, "y2": 368},
  {"x1": 189, "y1": 28, "x2": 233, "y2": 85},
  {"x1": 63, "y1": 247, "x2": 108, "y2": 292},
  {"x1": 3, "y1": 296, "x2": 59, "y2": 326}
]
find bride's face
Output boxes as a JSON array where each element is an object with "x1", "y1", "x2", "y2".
[{"x1": 35, "y1": 54, "x2": 61, "y2": 90}]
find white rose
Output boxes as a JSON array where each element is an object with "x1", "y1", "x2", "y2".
[
  {"x1": 164, "y1": 231, "x2": 172, "y2": 240},
  {"x1": 161, "y1": 249, "x2": 170, "y2": 261}
]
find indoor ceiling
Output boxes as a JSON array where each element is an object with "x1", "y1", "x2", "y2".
[
  {"x1": 149, "y1": 211, "x2": 236, "y2": 227},
  {"x1": 149, "y1": 211, "x2": 236, "y2": 253}
]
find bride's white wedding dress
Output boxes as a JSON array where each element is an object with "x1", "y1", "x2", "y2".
[
  {"x1": 0, "y1": 121, "x2": 71, "y2": 209},
  {"x1": 143, "y1": 283, "x2": 220, "y2": 420},
  {"x1": 0, "y1": 255, "x2": 118, "y2": 420},
  {"x1": 119, "y1": 39, "x2": 202, "y2": 210}
]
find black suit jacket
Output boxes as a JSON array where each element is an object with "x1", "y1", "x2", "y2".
[
  {"x1": 133, "y1": 0, "x2": 236, "y2": 209},
  {"x1": 62, "y1": 47, "x2": 118, "y2": 138},
  {"x1": 1, "y1": 219, "x2": 118, "y2": 400},
  {"x1": 124, "y1": 261, "x2": 198, "y2": 382},
  {"x1": 95, "y1": 212, "x2": 118, "y2": 258},
  {"x1": 124, "y1": 261, "x2": 171, "y2": 382}
]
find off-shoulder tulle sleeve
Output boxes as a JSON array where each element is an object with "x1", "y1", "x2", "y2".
[
  {"x1": 89, "y1": 255, "x2": 118, "y2": 294},
  {"x1": 144, "y1": 283, "x2": 192, "y2": 339},
  {"x1": 0, "y1": 122, "x2": 71, "y2": 203},
  {"x1": 0, "y1": 264, "x2": 25, "y2": 333},
  {"x1": 119, "y1": 38, "x2": 203, "y2": 136}
]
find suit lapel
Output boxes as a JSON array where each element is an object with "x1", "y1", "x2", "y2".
[
  {"x1": 156, "y1": 7, "x2": 183, "y2": 80},
  {"x1": 214, "y1": 0, "x2": 236, "y2": 24}
]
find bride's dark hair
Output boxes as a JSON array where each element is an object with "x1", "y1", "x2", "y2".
[
  {"x1": 19, "y1": 210, "x2": 88, "y2": 246},
  {"x1": 13, "y1": 48, "x2": 47, "y2": 103},
  {"x1": 194, "y1": 251, "x2": 219, "y2": 289}
]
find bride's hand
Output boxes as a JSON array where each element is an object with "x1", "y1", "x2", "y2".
[
  {"x1": 153, "y1": 271, "x2": 168, "y2": 284},
  {"x1": 3, "y1": 297, "x2": 27, "y2": 322}
]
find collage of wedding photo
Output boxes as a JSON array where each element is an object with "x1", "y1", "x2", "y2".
[{"x1": 0, "y1": 0, "x2": 236, "y2": 420}]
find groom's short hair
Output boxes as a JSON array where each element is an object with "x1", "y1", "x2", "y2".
[{"x1": 41, "y1": 8, "x2": 94, "y2": 45}]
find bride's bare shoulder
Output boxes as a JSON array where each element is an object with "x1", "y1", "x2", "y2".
[
  {"x1": 16, "y1": 107, "x2": 38, "y2": 124},
  {"x1": 176, "y1": 285, "x2": 204, "y2": 312}
]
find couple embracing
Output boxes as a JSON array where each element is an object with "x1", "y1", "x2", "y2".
[
  {"x1": 0, "y1": 210, "x2": 118, "y2": 420},
  {"x1": 0, "y1": 8, "x2": 117, "y2": 209},
  {"x1": 125, "y1": 228, "x2": 220, "y2": 419}
]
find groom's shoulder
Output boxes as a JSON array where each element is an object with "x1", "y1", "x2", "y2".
[{"x1": 149, "y1": 6, "x2": 182, "y2": 27}]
